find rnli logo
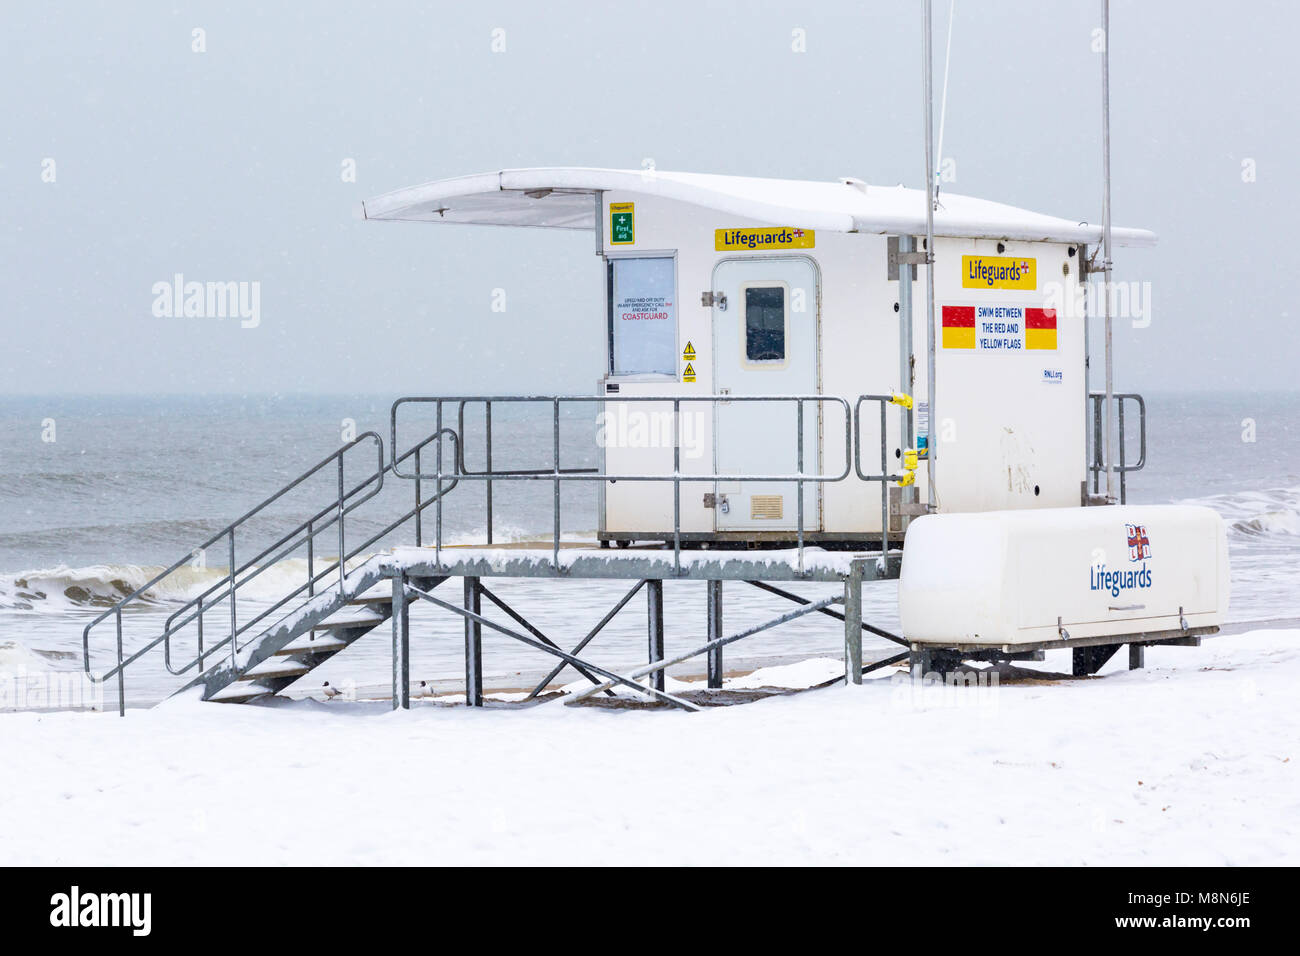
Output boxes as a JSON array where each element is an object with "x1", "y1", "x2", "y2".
[{"x1": 1126, "y1": 523, "x2": 1152, "y2": 562}]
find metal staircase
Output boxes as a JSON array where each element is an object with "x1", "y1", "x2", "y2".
[
  {"x1": 209, "y1": 589, "x2": 394, "y2": 702},
  {"x1": 187, "y1": 561, "x2": 445, "y2": 703},
  {"x1": 81, "y1": 426, "x2": 459, "y2": 714}
]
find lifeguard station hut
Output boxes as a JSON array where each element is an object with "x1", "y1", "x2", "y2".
[
  {"x1": 73, "y1": 165, "x2": 1229, "y2": 715},
  {"x1": 361, "y1": 167, "x2": 1155, "y2": 546}
]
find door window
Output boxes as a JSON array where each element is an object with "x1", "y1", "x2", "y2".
[{"x1": 744, "y1": 285, "x2": 787, "y2": 364}]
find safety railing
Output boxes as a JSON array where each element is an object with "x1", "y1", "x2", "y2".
[
  {"x1": 392, "y1": 395, "x2": 856, "y2": 574},
  {"x1": 158, "y1": 428, "x2": 460, "y2": 678},
  {"x1": 1089, "y1": 391, "x2": 1146, "y2": 504},
  {"x1": 80, "y1": 426, "x2": 460, "y2": 714},
  {"x1": 853, "y1": 394, "x2": 913, "y2": 563}
]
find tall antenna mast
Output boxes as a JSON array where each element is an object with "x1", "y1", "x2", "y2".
[
  {"x1": 923, "y1": 0, "x2": 938, "y2": 508},
  {"x1": 1101, "y1": 0, "x2": 1115, "y2": 501},
  {"x1": 934, "y1": 0, "x2": 956, "y2": 200}
]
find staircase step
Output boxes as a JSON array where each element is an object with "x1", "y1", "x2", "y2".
[
  {"x1": 210, "y1": 680, "x2": 278, "y2": 702},
  {"x1": 347, "y1": 589, "x2": 393, "y2": 606},
  {"x1": 241, "y1": 659, "x2": 313, "y2": 680},
  {"x1": 170, "y1": 554, "x2": 397, "y2": 707},
  {"x1": 273, "y1": 634, "x2": 350, "y2": 656},
  {"x1": 313, "y1": 612, "x2": 387, "y2": 632}
]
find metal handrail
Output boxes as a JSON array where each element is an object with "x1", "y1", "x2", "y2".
[
  {"x1": 82, "y1": 432, "x2": 384, "y2": 681},
  {"x1": 159, "y1": 471, "x2": 381, "y2": 667},
  {"x1": 453, "y1": 399, "x2": 597, "y2": 547},
  {"x1": 157, "y1": 428, "x2": 457, "y2": 678},
  {"x1": 1089, "y1": 391, "x2": 1146, "y2": 503},
  {"x1": 393, "y1": 394, "x2": 854, "y2": 573}
]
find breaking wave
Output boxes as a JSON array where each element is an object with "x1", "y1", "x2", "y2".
[
  {"x1": 0, "y1": 524, "x2": 582, "y2": 612},
  {"x1": 1176, "y1": 486, "x2": 1300, "y2": 539},
  {"x1": 0, "y1": 560, "x2": 354, "y2": 612}
]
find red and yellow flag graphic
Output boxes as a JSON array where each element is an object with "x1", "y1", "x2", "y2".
[
  {"x1": 1025, "y1": 308, "x2": 1057, "y2": 350},
  {"x1": 941, "y1": 306, "x2": 975, "y2": 349}
]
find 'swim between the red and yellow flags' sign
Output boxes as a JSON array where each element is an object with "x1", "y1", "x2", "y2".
[{"x1": 941, "y1": 305, "x2": 1057, "y2": 351}]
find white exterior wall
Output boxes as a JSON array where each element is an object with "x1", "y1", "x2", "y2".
[
  {"x1": 912, "y1": 237, "x2": 1086, "y2": 514},
  {"x1": 597, "y1": 192, "x2": 1088, "y2": 538}
]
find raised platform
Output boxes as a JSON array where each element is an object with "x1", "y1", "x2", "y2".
[{"x1": 380, "y1": 542, "x2": 901, "y2": 583}]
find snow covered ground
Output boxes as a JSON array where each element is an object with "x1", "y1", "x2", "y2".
[{"x1": 2, "y1": 629, "x2": 1296, "y2": 866}]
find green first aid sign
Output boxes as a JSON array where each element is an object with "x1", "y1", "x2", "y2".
[{"x1": 609, "y1": 202, "x2": 634, "y2": 244}]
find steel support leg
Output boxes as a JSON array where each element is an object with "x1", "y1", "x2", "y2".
[
  {"x1": 844, "y1": 560, "x2": 864, "y2": 684},
  {"x1": 647, "y1": 578, "x2": 665, "y2": 692},
  {"x1": 706, "y1": 580, "x2": 723, "y2": 689},
  {"x1": 392, "y1": 571, "x2": 409, "y2": 710},
  {"x1": 464, "y1": 576, "x2": 482, "y2": 706},
  {"x1": 1128, "y1": 643, "x2": 1145, "y2": 670},
  {"x1": 909, "y1": 648, "x2": 930, "y2": 680},
  {"x1": 911, "y1": 647, "x2": 961, "y2": 679},
  {"x1": 1073, "y1": 642, "x2": 1121, "y2": 677}
]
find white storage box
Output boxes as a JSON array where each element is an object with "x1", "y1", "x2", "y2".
[{"x1": 899, "y1": 505, "x2": 1228, "y2": 646}]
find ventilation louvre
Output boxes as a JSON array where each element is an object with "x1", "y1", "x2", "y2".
[{"x1": 750, "y1": 495, "x2": 784, "y2": 520}]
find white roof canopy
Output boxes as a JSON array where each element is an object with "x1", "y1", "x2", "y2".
[{"x1": 361, "y1": 167, "x2": 1156, "y2": 247}]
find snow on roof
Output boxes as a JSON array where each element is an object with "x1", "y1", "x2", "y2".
[{"x1": 361, "y1": 167, "x2": 1156, "y2": 247}]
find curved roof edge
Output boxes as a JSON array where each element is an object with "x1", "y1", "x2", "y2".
[{"x1": 361, "y1": 167, "x2": 1156, "y2": 247}]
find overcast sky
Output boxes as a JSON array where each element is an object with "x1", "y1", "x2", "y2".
[{"x1": 1, "y1": 0, "x2": 1296, "y2": 395}]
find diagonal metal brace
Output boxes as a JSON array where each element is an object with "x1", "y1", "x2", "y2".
[
  {"x1": 812, "y1": 650, "x2": 911, "y2": 689},
  {"x1": 567, "y1": 594, "x2": 843, "y2": 704},
  {"x1": 404, "y1": 583, "x2": 700, "y2": 712},
  {"x1": 525, "y1": 578, "x2": 646, "y2": 699},
  {"x1": 747, "y1": 580, "x2": 908, "y2": 647},
  {"x1": 474, "y1": 582, "x2": 613, "y2": 696}
]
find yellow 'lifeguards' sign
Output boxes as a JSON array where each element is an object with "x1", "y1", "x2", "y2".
[
  {"x1": 715, "y1": 227, "x2": 815, "y2": 251},
  {"x1": 962, "y1": 255, "x2": 1036, "y2": 290}
]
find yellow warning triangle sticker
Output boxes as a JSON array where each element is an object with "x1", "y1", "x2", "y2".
[
  {"x1": 682, "y1": 341, "x2": 696, "y2": 360},
  {"x1": 682, "y1": 362, "x2": 696, "y2": 382}
]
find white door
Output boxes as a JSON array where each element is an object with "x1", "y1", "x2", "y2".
[{"x1": 711, "y1": 256, "x2": 820, "y2": 533}]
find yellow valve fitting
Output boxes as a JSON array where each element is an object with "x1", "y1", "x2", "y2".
[
  {"x1": 889, "y1": 392, "x2": 914, "y2": 410},
  {"x1": 895, "y1": 446, "x2": 919, "y2": 487}
]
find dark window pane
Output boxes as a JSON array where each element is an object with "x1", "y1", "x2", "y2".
[{"x1": 745, "y1": 286, "x2": 785, "y2": 362}]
